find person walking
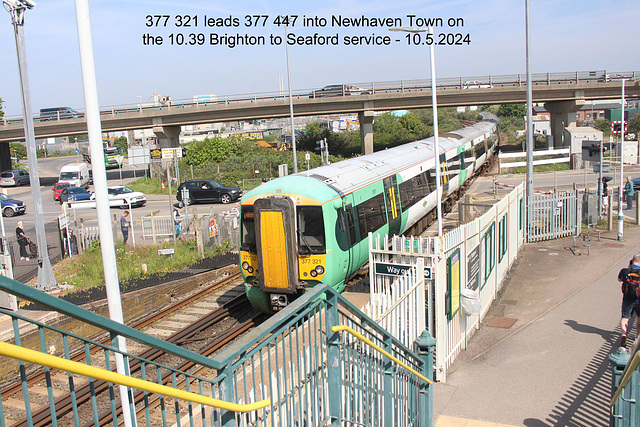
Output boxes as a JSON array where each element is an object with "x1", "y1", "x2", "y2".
[
  {"x1": 618, "y1": 253, "x2": 640, "y2": 351},
  {"x1": 602, "y1": 177, "x2": 609, "y2": 211},
  {"x1": 625, "y1": 176, "x2": 635, "y2": 210},
  {"x1": 173, "y1": 208, "x2": 182, "y2": 237},
  {"x1": 120, "y1": 211, "x2": 130, "y2": 245},
  {"x1": 15, "y1": 221, "x2": 29, "y2": 261}
]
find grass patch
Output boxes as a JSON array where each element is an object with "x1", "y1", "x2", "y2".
[
  {"x1": 54, "y1": 239, "x2": 232, "y2": 291},
  {"x1": 502, "y1": 163, "x2": 571, "y2": 174}
]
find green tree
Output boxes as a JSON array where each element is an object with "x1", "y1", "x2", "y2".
[
  {"x1": 10, "y1": 142, "x2": 26, "y2": 159},
  {"x1": 594, "y1": 119, "x2": 611, "y2": 135},
  {"x1": 113, "y1": 136, "x2": 129, "y2": 157},
  {"x1": 297, "y1": 122, "x2": 332, "y2": 152},
  {"x1": 0, "y1": 98, "x2": 4, "y2": 120},
  {"x1": 185, "y1": 136, "x2": 239, "y2": 167},
  {"x1": 627, "y1": 114, "x2": 640, "y2": 137},
  {"x1": 497, "y1": 103, "x2": 527, "y2": 118}
]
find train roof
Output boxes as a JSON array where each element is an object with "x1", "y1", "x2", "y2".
[{"x1": 296, "y1": 120, "x2": 496, "y2": 196}]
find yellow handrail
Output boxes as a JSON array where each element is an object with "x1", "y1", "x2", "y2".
[
  {"x1": 0, "y1": 342, "x2": 270, "y2": 413},
  {"x1": 611, "y1": 349, "x2": 640, "y2": 406},
  {"x1": 331, "y1": 325, "x2": 433, "y2": 385}
]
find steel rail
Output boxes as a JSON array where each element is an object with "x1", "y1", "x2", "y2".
[{"x1": 7, "y1": 273, "x2": 244, "y2": 427}]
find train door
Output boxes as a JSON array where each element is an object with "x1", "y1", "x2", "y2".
[
  {"x1": 383, "y1": 176, "x2": 402, "y2": 236},
  {"x1": 253, "y1": 197, "x2": 299, "y2": 295}
]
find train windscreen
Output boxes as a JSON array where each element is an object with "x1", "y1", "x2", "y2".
[
  {"x1": 240, "y1": 207, "x2": 256, "y2": 252},
  {"x1": 297, "y1": 206, "x2": 326, "y2": 255}
]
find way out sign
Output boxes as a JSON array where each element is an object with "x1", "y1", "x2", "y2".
[{"x1": 375, "y1": 261, "x2": 433, "y2": 279}]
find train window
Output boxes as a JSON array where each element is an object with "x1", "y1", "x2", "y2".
[
  {"x1": 448, "y1": 154, "x2": 462, "y2": 178},
  {"x1": 240, "y1": 207, "x2": 256, "y2": 253},
  {"x1": 464, "y1": 145, "x2": 475, "y2": 166},
  {"x1": 355, "y1": 193, "x2": 387, "y2": 236},
  {"x1": 475, "y1": 140, "x2": 487, "y2": 158},
  {"x1": 399, "y1": 172, "x2": 431, "y2": 212},
  {"x1": 297, "y1": 206, "x2": 326, "y2": 255}
]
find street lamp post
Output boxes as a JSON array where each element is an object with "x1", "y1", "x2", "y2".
[
  {"x1": 618, "y1": 79, "x2": 626, "y2": 241},
  {"x1": 4, "y1": 0, "x2": 57, "y2": 290},
  {"x1": 284, "y1": 21, "x2": 298, "y2": 173},
  {"x1": 389, "y1": 25, "x2": 443, "y2": 236}
]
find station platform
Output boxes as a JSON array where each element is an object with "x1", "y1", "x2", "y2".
[{"x1": 429, "y1": 222, "x2": 640, "y2": 426}]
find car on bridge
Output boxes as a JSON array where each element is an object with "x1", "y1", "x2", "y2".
[
  {"x1": 0, "y1": 194, "x2": 26, "y2": 217},
  {"x1": 39, "y1": 107, "x2": 83, "y2": 121},
  {"x1": 309, "y1": 84, "x2": 369, "y2": 98}
]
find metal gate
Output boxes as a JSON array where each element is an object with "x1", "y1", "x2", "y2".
[{"x1": 526, "y1": 190, "x2": 581, "y2": 242}]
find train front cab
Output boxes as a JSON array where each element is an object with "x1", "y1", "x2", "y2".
[{"x1": 240, "y1": 196, "x2": 327, "y2": 313}]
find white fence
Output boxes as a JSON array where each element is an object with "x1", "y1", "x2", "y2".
[
  {"x1": 367, "y1": 184, "x2": 525, "y2": 382},
  {"x1": 498, "y1": 148, "x2": 570, "y2": 171}
]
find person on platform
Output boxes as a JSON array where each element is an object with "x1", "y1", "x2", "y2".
[{"x1": 618, "y1": 254, "x2": 640, "y2": 351}]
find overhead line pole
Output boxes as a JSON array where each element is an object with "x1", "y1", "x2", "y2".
[{"x1": 74, "y1": 1, "x2": 135, "y2": 425}]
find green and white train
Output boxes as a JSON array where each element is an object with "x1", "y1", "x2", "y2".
[{"x1": 240, "y1": 114, "x2": 498, "y2": 313}]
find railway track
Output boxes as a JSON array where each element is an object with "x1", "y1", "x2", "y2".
[{"x1": 3, "y1": 269, "x2": 267, "y2": 426}]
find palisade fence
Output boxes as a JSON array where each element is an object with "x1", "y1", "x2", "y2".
[{"x1": 366, "y1": 183, "x2": 525, "y2": 382}]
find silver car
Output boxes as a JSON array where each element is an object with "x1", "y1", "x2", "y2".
[{"x1": 0, "y1": 170, "x2": 30, "y2": 187}]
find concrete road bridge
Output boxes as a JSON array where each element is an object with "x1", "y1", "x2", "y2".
[{"x1": 0, "y1": 69, "x2": 639, "y2": 170}]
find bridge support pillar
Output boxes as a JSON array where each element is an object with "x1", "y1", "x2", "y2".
[
  {"x1": 0, "y1": 144, "x2": 11, "y2": 172},
  {"x1": 359, "y1": 110, "x2": 374, "y2": 155},
  {"x1": 544, "y1": 100, "x2": 585, "y2": 148},
  {"x1": 152, "y1": 124, "x2": 181, "y2": 149}
]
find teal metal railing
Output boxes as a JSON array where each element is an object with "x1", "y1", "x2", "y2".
[
  {"x1": 0, "y1": 275, "x2": 435, "y2": 426},
  {"x1": 0, "y1": 275, "x2": 266, "y2": 427},
  {"x1": 209, "y1": 285, "x2": 435, "y2": 427},
  {"x1": 610, "y1": 344, "x2": 640, "y2": 426}
]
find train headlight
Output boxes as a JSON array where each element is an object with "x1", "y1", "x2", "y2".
[
  {"x1": 315, "y1": 266, "x2": 324, "y2": 275},
  {"x1": 310, "y1": 270, "x2": 317, "y2": 277},
  {"x1": 242, "y1": 261, "x2": 249, "y2": 270}
]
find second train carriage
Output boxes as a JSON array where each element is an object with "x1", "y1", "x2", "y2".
[{"x1": 240, "y1": 117, "x2": 499, "y2": 313}]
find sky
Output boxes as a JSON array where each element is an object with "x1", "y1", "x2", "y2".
[{"x1": 0, "y1": 0, "x2": 638, "y2": 118}]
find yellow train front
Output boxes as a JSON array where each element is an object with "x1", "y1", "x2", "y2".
[{"x1": 240, "y1": 177, "x2": 344, "y2": 313}]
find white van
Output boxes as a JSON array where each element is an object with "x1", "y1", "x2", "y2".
[{"x1": 59, "y1": 163, "x2": 90, "y2": 188}]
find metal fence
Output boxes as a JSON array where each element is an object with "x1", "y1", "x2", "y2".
[
  {"x1": 3, "y1": 220, "x2": 64, "y2": 284},
  {"x1": 526, "y1": 190, "x2": 581, "y2": 242}
]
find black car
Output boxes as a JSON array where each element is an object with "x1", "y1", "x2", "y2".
[
  {"x1": 632, "y1": 177, "x2": 640, "y2": 192},
  {"x1": 176, "y1": 180, "x2": 242, "y2": 206}
]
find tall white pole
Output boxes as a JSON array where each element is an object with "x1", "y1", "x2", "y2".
[
  {"x1": 5, "y1": 1, "x2": 57, "y2": 290},
  {"x1": 284, "y1": 22, "x2": 297, "y2": 173},
  {"x1": 428, "y1": 26, "x2": 443, "y2": 237},
  {"x1": 525, "y1": 0, "x2": 534, "y2": 238},
  {"x1": 618, "y1": 79, "x2": 626, "y2": 241},
  {"x1": 74, "y1": 1, "x2": 135, "y2": 425}
]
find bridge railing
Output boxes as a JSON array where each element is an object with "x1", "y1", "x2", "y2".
[{"x1": 2, "y1": 69, "x2": 638, "y2": 125}]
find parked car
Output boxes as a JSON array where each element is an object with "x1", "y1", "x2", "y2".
[
  {"x1": 309, "y1": 84, "x2": 368, "y2": 98},
  {"x1": 176, "y1": 180, "x2": 242, "y2": 206},
  {"x1": 631, "y1": 177, "x2": 640, "y2": 192},
  {"x1": 0, "y1": 194, "x2": 26, "y2": 217},
  {"x1": 52, "y1": 182, "x2": 72, "y2": 201},
  {"x1": 0, "y1": 170, "x2": 30, "y2": 187},
  {"x1": 90, "y1": 186, "x2": 146, "y2": 208},
  {"x1": 59, "y1": 186, "x2": 92, "y2": 204}
]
